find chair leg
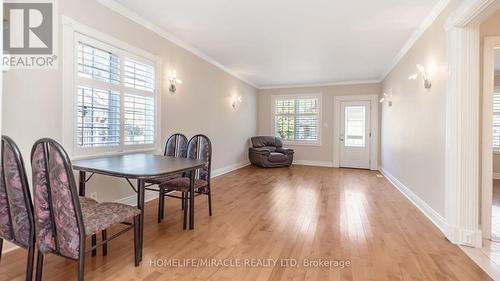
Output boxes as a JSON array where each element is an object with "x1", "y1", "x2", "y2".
[
  {"x1": 26, "y1": 245, "x2": 35, "y2": 281},
  {"x1": 181, "y1": 192, "x2": 185, "y2": 210},
  {"x1": 0, "y1": 238, "x2": 3, "y2": 263},
  {"x1": 102, "y1": 230, "x2": 107, "y2": 256},
  {"x1": 183, "y1": 192, "x2": 188, "y2": 230},
  {"x1": 133, "y1": 215, "x2": 140, "y2": 267},
  {"x1": 78, "y1": 257, "x2": 85, "y2": 281},
  {"x1": 91, "y1": 234, "x2": 97, "y2": 257},
  {"x1": 208, "y1": 190, "x2": 212, "y2": 217},
  {"x1": 161, "y1": 194, "x2": 166, "y2": 221},
  {"x1": 158, "y1": 188, "x2": 164, "y2": 223},
  {"x1": 35, "y1": 251, "x2": 43, "y2": 281}
]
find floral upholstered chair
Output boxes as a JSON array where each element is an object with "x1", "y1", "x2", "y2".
[
  {"x1": 159, "y1": 134, "x2": 212, "y2": 229},
  {"x1": 0, "y1": 136, "x2": 36, "y2": 281},
  {"x1": 145, "y1": 133, "x2": 188, "y2": 223},
  {"x1": 31, "y1": 138, "x2": 141, "y2": 281}
]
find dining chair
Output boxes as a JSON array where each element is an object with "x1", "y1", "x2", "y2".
[
  {"x1": 31, "y1": 138, "x2": 141, "y2": 281},
  {"x1": 0, "y1": 135, "x2": 36, "y2": 281},
  {"x1": 159, "y1": 134, "x2": 212, "y2": 229},
  {"x1": 145, "y1": 133, "x2": 188, "y2": 223}
]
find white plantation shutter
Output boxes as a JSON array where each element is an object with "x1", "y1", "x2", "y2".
[
  {"x1": 273, "y1": 95, "x2": 321, "y2": 143},
  {"x1": 124, "y1": 94, "x2": 155, "y2": 145},
  {"x1": 295, "y1": 98, "x2": 319, "y2": 141},
  {"x1": 77, "y1": 86, "x2": 120, "y2": 147},
  {"x1": 78, "y1": 43, "x2": 120, "y2": 84},
  {"x1": 124, "y1": 58, "x2": 155, "y2": 92},
  {"x1": 493, "y1": 92, "x2": 500, "y2": 149},
  {"x1": 74, "y1": 34, "x2": 156, "y2": 151}
]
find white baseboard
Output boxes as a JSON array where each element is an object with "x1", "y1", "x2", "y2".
[
  {"x1": 212, "y1": 160, "x2": 250, "y2": 177},
  {"x1": 493, "y1": 172, "x2": 500, "y2": 180},
  {"x1": 114, "y1": 190, "x2": 159, "y2": 206},
  {"x1": 1, "y1": 241, "x2": 19, "y2": 254},
  {"x1": 293, "y1": 160, "x2": 334, "y2": 167},
  {"x1": 116, "y1": 160, "x2": 250, "y2": 207},
  {"x1": 380, "y1": 167, "x2": 446, "y2": 235}
]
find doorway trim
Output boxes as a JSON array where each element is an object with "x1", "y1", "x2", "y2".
[
  {"x1": 333, "y1": 95, "x2": 379, "y2": 170},
  {"x1": 444, "y1": 0, "x2": 500, "y2": 248},
  {"x1": 481, "y1": 36, "x2": 500, "y2": 240}
]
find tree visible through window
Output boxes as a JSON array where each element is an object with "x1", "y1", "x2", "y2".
[{"x1": 273, "y1": 95, "x2": 320, "y2": 143}]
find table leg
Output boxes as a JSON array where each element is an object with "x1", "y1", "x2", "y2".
[
  {"x1": 189, "y1": 170, "x2": 195, "y2": 229},
  {"x1": 79, "y1": 171, "x2": 86, "y2": 196},
  {"x1": 136, "y1": 179, "x2": 145, "y2": 261}
]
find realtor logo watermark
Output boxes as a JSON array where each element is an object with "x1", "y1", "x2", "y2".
[{"x1": 3, "y1": 0, "x2": 58, "y2": 69}]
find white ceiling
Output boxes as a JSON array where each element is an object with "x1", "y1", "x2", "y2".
[{"x1": 111, "y1": 0, "x2": 440, "y2": 88}]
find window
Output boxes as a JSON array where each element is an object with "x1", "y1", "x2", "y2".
[
  {"x1": 493, "y1": 92, "x2": 500, "y2": 150},
  {"x1": 272, "y1": 94, "x2": 321, "y2": 144},
  {"x1": 344, "y1": 106, "x2": 366, "y2": 147},
  {"x1": 74, "y1": 33, "x2": 156, "y2": 153}
]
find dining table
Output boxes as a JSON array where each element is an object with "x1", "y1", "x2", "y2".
[{"x1": 72, "y1": 153, "x2": 207, "y2": 260}]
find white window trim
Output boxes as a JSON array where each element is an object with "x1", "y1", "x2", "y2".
[
  {"x1": 62, "y1": 16, "x2": 162, "y2": 159},
  {"x1": 270, "y1": 93, "x2": 322, "y2": 146}
]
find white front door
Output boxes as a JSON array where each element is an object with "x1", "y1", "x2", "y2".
[{"x1": 339, "y1": 101, "x2": 371, "y2": 169}]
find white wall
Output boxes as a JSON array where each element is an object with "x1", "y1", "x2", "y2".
[
  {"x1": 258, "y1": 83, "x2": 382, "y2": 165},
  {"x1": 2, "y1": 0, "x2": 257, "y2": 251},
  {"x1": 380, "y1": 1, "x2": 462, "y2": 217}
]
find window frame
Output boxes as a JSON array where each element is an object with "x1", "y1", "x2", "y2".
[
  {"x1": 270, "y1": 93, "x2": 322, "y2": 146},
  {"x1": 62, "y1": 17, "x2": 161, "y2": 158}
]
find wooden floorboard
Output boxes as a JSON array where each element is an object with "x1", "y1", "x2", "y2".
[{"x1": 0, "y1": 165, "x2": 491, "y2": 281}]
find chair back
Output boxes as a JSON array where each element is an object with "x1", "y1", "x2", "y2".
[
  {"x1": 187, "y1": 135, "x2": 212, "y2": 182},
  {"x1": 0, "y1": 136, "x2": 34, "y2": 249},
  {"x1": 250, "y1": 136, "x2": 283, "y2": 149},
  {"x1": 164, "y1": 133, "x2": 188, "y2": 158},
  {"x1": 31, "y1": 138, "x2": 84, "y2": 260}
]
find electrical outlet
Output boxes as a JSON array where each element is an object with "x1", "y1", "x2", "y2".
[{"x1": 90, "y1": 192, "x2": 98, "y2": 201}]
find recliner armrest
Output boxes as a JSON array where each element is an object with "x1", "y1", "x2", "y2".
[{"x1": 276, "y1": 147, "x2": 294, "y2": 155}]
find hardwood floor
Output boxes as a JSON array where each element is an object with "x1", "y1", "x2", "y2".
[
  {"x1": 492, "y1": 180, "x2": 500, "y2": 241},
  {"x1": 0, "y1": 165, "x2": 491, "y2": 281}
]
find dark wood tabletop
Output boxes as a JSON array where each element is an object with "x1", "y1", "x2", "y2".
[{"x1": 72, "y1": 153, "x2": 206, "y2": 179}]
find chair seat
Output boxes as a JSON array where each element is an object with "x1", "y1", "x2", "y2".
[
  {"x1": 79, "y1": 196, "x2": 98, "y2": 209},
  {"x1": 81, "y1": 202, "x2": 140, "y2": 235},
  {"x1": 160, "y1": 177, "x2": 209, "y2": 193},
  {"x1": 268, "y1": 152, "x2": 287, "y2": 162},
  {"x1": 144, "y1": 173, "x2": 182, "y2": 184}
]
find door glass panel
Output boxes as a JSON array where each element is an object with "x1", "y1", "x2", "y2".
[{"x1": 344, "y1": 106, "x2": 366, "y2": 147}]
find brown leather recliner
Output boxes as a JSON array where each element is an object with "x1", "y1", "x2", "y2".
[{"x1": 249, "y1": 136, "x2": 294, "y2": 168}]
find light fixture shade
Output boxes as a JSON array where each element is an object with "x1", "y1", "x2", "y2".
[
  {"x1": 168, "y1": 71, "x2": 181, "y2": 93},
  {"x1": 232, "y1": 95, "x2": 243, "y2": 109}
]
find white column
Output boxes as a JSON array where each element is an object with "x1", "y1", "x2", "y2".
[{"x1": 445, "y1": 23, "x2": 482, "y2": 248}]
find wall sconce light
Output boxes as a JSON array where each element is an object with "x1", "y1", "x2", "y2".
[
  {"x1": 168, "y1": 71, "x2": 182, "y2": 94},
  {"x1": 379, "y1": 92, "x2": 393, "y2": 107},
  {"x1": 409, "y1": 64, "x2": 431, "y2": 89},
  {"x1": 232, "y1": 96, "x2": 243, "y2": 109}
]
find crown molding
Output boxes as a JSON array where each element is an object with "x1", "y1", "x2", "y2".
[
  {"x1": 445, "y1": 0, "x2": 498, "y2": 28},
  {"x1": 258, "y1": 79, "x2": 381, "y2": 90},
  {"x1": 379, "y1": 0, "x2": 450, "y2": 81},
  {"x1": 95, "y1": 0, "x2": 259, "y2": 89}
]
